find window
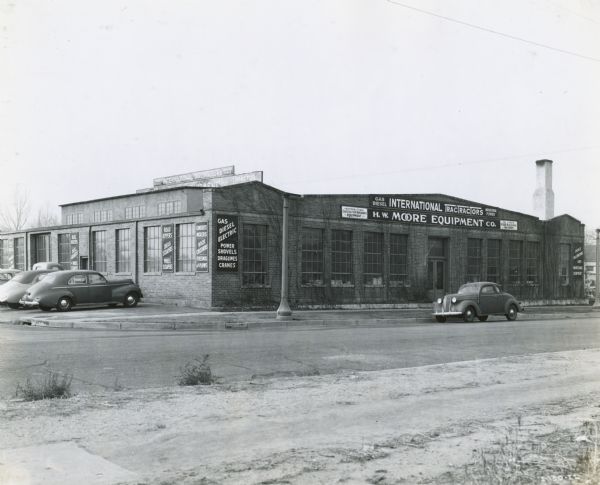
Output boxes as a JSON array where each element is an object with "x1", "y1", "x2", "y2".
[
  {"x1": 466, "y1": 239, "x2": 482, "y2": 282},
  {"x1": 364, "y1": 232, "x2": 383, "y2": 285},
  {"x1": 559, "y1": 243, "x2": 570, "y2": 286},
  {"x1": 68, "y1": 274, "x2": 87, "y2": 285},
  {"x1": 526, "y1": 241, "x2": 540, "y2": 284},
  {"x1": 93, "y1": 210, "x2": 113, "y2": 223},
  {"x1": 509, "y1": 240, "x2": 522, "y2": 284},
  {"x1": 487, "y1": 239, "x2": 501, "y2": 283},
  {"x1": 92, "y1": 231, "x2": 107, "y2": 273},
  {"x1": 481, "y1": 285, "x2": 497, "y2": 295},
  {"x1": 176, "y1": 223, "x2": 195, "y2": 272},
  {"x1": 66, "y1": 213, "x2": 83, "y2": 225},
  {"x1": 89, "y1": 273, "x2": 107, "y2": 285},
  {"x1": 158, "y1": 201, "x2": 182, "y2": 216},
  {"x1": 31, "y1": 234, "x2": 50, "y2": 265},
  {"x1": 301, "y1": 228, "x2": 323, "y2": 285},
  {"x1": 0, "y1": 240, "x2": 9, "y2": 268},
  {"x1": 242, "y1": 224, "x2": 268, "y2": 286},
  {"x1": 125, "y1": 206, "x2": 146, "y2": 219},
  {"x1": 331, "y1": 230, "x2": 353, "y2": 286},
  {"x1": 13, "y1": 238, "x2": 24, "y2": 271},
  {"x1": 116, "y1": 229, "x2": 131, "y2": 273},
  {"x1": 144, "y1": 226, "x2": 161, "y2": 272},
  {"x1": 58, "y1": 234, "x2": 71, "y2": 270},
  {"x1": 389, "y1": 234, "x2": 408, "y2": 284}
]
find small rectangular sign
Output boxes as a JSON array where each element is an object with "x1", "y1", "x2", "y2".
[
  {"x1": 195, "y1": 222, "x2": 209, "y2": 272},
  {"x1": 216, "y1": 215, "x2": 238, "y2": 271},
  {"x1": 162, "y1": 224, "x2": 174, "y2": 272},
  {"x1": 341, "y1": 206, "x2": 368, "y2": 220},
  {"x1": 500, "y1": 220, "x2": 518, "y2": 231},
  {"x1": 70, "y1": 233, "x2": 79, "y2": 269}
]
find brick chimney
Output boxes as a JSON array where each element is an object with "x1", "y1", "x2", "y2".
[{"x1": 533, "y1": 159, "x2": 555, "y2": 220}]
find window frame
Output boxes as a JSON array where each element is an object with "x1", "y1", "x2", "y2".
[
  {"x1": 331, "y1": 229, "x2": 353, "y2": 286},
  {"x1": 241, "y1": 223, "x2": 268, "y2": 287},
  {"x1": 301, "y1": 228, "x2": 324, "y2": 286},
  {"x1": 363, "y1": 232, "x2": 384, "y2": 286}
]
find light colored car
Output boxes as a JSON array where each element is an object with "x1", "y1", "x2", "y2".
[
  {"x1": 0, "y1": 269, "x2": 21, "y2": 285},
  {"x1": 0, "y1": 270, "x2": 54, "y2": 309},
  {"x1": 432, "y1": 282, "x2": 523, "y2": 323},
  {"x1": 20, "y1": 270, "x2": 143, "y2": 312}
]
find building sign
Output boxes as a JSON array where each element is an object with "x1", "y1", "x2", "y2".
[
  {"x1": 70, "y1": 233, "x2": 79, "y2": 269},
  {"x1": 573, "y1": 244, "x2": 584, "y2": 277},
  {"x1": 162, "y1": 224, "x2": 174, "y2": 272},
  {"x1": 195, "y1": 222, "x2": 209, "y2": 272},
  {"x1": 500, "y1": 220, "x2": 518, "y2": 231},
  {"x1": 341, "y1": 206, "x2": 368, "y2": 220},
  {"x1": 216, "y1": 215, "x2": 238, "y2": 271}
]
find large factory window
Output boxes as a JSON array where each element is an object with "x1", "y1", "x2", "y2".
[
  {"x1": 92, "y1": 231, "x2": 107, "y2": 273},
  {"x1": 389, "y1": 234, "x2": 408, "y2": 284},
  {"x1": 301, "y1": 228, "x2": 324, "y2": 286},
  {"x1": 58, "y1": 234, "x2": 71, "y2": 270},
  {"x1": 487, "y1": 239, "x2": 501, "y2": 283},
  {"x1": 176, "y1": 223, "x2": 195, "y2": 272},
  {"x1": 466, "y1": 238, "x2": 482, "y2": 282},
  {"x1": 526, "y1": 241, "x2": 540, "y2": 284},
  {"x1": 509, "y1": 240, "x2": 522, "y2": 284},
  {"x1": 242, "y1": 224, "x2": 268, "y2": 286},
  {"x1": 559, "y1": 243, "x2": 570, "y2": 286},
  {"x1": 363, "y1": 232, "x2": 383, "y2": 285},
  {"x1": 331, "y1": 230, "x2": 353, "y2": 286},
  {"x1": 116, "y1": 229, "x2": 131, "y2": 273},
  {"x1": 13, "y1": 237, "x2": 24, "y2": 271},
  {"x1": 144, "y1": 226, "x2": 161, "y2": 272}
]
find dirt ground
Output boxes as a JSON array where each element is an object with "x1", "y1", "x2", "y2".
[{"x1": 1, "y1": 349, "x2": 600, "y2": 484}]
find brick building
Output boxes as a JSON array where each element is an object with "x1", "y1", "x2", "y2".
[{"x1": 0, "y1": 164, "x2": 586, "y2": 308}]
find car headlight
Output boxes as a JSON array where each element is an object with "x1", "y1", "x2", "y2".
[
  {"x1": 451, "y1": 297, "x2": 457, "y2": 304},
  {"x1": 436, "y1": 298, "x2": 442, "y2": 304}
]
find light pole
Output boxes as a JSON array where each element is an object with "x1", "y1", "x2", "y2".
[
  {"x1": 276, "y1": 195, "x2": 292, "y2": 319},
  {"x1": 595, "y1": 229, "x2": 600, "y2": 308}
]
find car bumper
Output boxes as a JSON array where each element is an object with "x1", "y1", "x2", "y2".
[
  {"x1": 19, "y1": 300, "x2": 39, "y2": 308},
  {"x1": 432, "y1": 311, "x2": 463, "y2": 317}
]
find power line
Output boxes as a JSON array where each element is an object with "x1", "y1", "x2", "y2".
[{"x1": 384, "y1": 0, "x2": 600, "y2": 63}]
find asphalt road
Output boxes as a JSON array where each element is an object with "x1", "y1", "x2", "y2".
[{"x1": 1, "y1": 316, "x2": 600, "y2": 399}]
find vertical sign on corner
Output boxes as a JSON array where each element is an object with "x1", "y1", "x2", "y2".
[
  {"x1": 216, "y1": 215, "x2": 238, "y2": 271},
  {"x1": 70, "y1": 233, "x2": 79, "y2": 269},
  {"x1": 162, "y1": 224, "x2": 174, "y2": 272},
  {"x1": 573, "y1": 244, "x2": 584, "y2": 277},
  {"x1": 195, "y1": 222, "x2": 209, "y2": 272}
]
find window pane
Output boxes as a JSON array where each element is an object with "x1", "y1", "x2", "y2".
[
  {"x1": 116, "y1": 229, "x2": 131, "y2": 273},
  {"x1": 242, "y1": 224, "x2": 268, "y2": 286},
  {"x1": 144, "y1": 226, "x2": 161, "y2": 272},
  {"x1": 176, "y1": 223, "x2": 195, "y2": 272},
  {"x1": 466, "y1": 238, "x2": 482, "y2": 282},
  {"x1": 331, "y1": 230, "x2": 353, "y2": 285},
  {"x1": 487, "y1": 239, "x2": 501, "y2": 283},
  {"x1": 92, "y1": 231, "x2": 107, "y2": 273},
  {"x1": 509, "y1": 240, "x2": 522, "y2": 284},
  {"x1": 390, "y1": 234, "x2": 408, "y2": 283},
  {"x1": 526, "y1": 241, "x2": 539, "y2": 284},
  {"x1": 364, "y1": 232, "x2": 383, "y2": 285},
  {"x1": 301, "y1": 228, "x2": 323, "y2": 285},
  {"x1": 58, "y1": 234, "x2": 71, "y2": 270}
]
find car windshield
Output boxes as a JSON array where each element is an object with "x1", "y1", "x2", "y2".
[
  {"x1": 11, "y1": 272, "x2": 39, "y2": 284},
  {"x1": 458, "y1": 283, "x2": 480, "y2": 295}
]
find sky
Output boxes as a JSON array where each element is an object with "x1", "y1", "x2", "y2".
[{"x1": 1, "y1": 0, "x2": 599, "y2": 232}]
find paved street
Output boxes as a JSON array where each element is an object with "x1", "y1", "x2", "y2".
[{"x1": 1, "y1": 315, "x2": 600, "y2": 398}]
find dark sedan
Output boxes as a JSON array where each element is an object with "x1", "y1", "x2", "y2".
[
  {"x1": 0, "y1": 270, "x2": 55, "y2": 309},
  {"x1": 432, "y1": 282, "x2": 523, "y2": 323},
  {"x1": 19, "y1": 270, "x2": 143, "y2": 311}
]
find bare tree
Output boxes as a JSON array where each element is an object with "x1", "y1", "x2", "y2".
[
  {"x1": 0, "y1": 186, "x2": 30, "y2": 231},
  {"x1": 35, "y1": 205, "x2": 59, "y2": 227}
]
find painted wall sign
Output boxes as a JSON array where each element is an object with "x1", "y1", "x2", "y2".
[
  {"x1": 70, "y1": 233, "x2": 79, "y2": 269},
  {"x1": 162, "y1": 224, "x2": 174, "y2": 272},
  {"x1": 341, "y1": 206, "x2": 368, "y2": 220},
  {"x1": 573, "y1": 244, "x2": 584, "y2": 277},
  {"x1": 216, "y1": 215, "x2": 238, "y2": 271},
  {"x1": 195, "y1": 222, "x2": 209, "y2": 272}
]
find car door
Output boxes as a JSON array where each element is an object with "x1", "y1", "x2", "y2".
[
  {"x1": 66, "y1": 274, "x2": 90, "y2": 305},
  {"x1": 88, "y1": 272, "x2": 111, "y2": 303},
  {"x1": 479, "y1": 284, "x2": 503, "y2": 314}
]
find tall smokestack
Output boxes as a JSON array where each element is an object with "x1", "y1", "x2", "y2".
[{"x1": 533, "y1": 159, "x2": 554, "y2": 220}]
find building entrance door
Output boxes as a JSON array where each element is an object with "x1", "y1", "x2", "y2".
[{"x1": 427, "y1": 238, "x2": 447, "y2": 300}]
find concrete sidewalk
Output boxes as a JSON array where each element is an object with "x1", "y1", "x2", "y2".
[{"x1": 2, "y1": 303, "x2": 599, "y2": 330}]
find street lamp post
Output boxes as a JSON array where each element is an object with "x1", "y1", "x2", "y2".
[{"x1": 276, "y1": 195, "x2": 292, "y2": 319}]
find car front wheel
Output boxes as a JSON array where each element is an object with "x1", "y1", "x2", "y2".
[
  {"x1": 40, "y1": 305, "x2": 52, "y2": 312},
  {"x1": 57, "y1": 297, "x2": 72, "y2": 312},
  {"x1": 478, "y1": 315, "x2": 488, "y2": 322},
  {"x1": 463, "y1": 306, "x2": 476, "y2": 323},
  {"x1": 123, "y1": 292, "x2": 139, "y2": 308},
  {"x1": 435, "y1": 316, "x2": 447, "y2": 323},
  {"x1": 506, "y1": 304, "x2": 518, "y2": 321}
]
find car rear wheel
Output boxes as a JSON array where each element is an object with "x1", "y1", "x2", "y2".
[
  {"x1": 506, "y1": 304, "x2": 518, "y2": 321},
  {"x1": 478, "y1": 315, "x2": 488, "y2": 322},
  {"x1": 435, "y1": 316, "x2": 447, "y2": 323},
  {"x1": 40, "y1": 305, "x2": 52, "y2": 312},
  {"x1": 123, "y1": 292, "x2": 139, "y2": 308},
  {"x1": 463, "y1": 306, "x2": 476, "y2": 323},
  {"x1": 57, "y1": 297, "x2": 72, "y2": 312}
]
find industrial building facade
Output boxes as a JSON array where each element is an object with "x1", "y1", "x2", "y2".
[{"x1": 0, "y1": 165, "x2": 586, "y2": 308}]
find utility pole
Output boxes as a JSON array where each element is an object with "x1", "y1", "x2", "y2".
[
  {"x1": 595, "y1": 229, "x2": 600, "y2": 308},
  {"x1": 276, "y1": 195, "x2": 292, "y2": 319}
]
